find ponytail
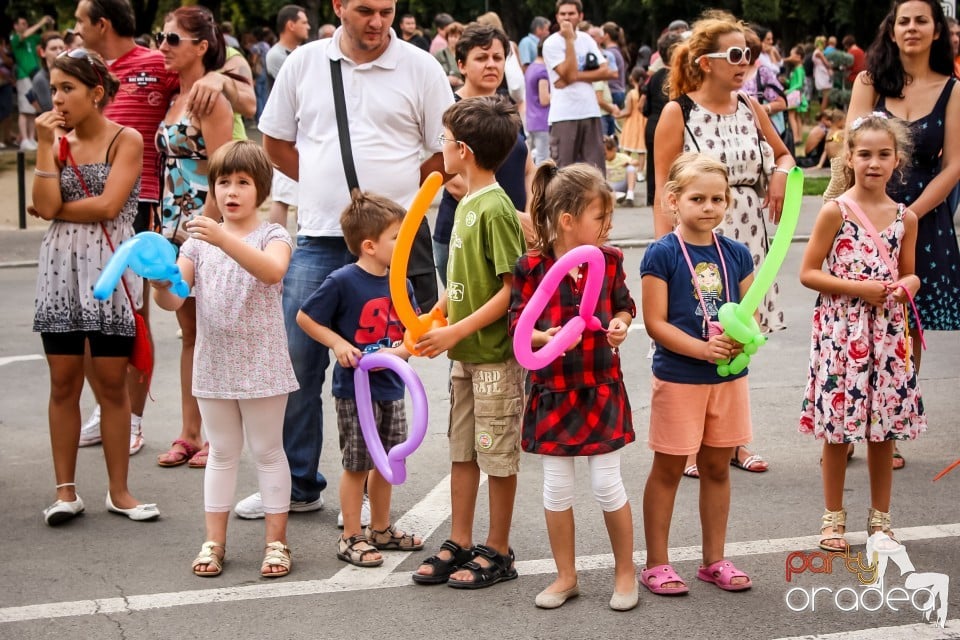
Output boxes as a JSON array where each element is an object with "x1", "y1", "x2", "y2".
[{"x1": 529, "y1": 161, "x2": 558, "y2": 253}]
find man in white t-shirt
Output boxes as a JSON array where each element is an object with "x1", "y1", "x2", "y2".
[
  {"x1": 541, "y1": 0, "x2": 614, "y2": 172},
  {"x1": 234, "y1": 0, "x2": 452, "y2": 520}
]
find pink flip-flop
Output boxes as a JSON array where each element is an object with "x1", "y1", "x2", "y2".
[
  {"x1": 640, "y1": 564, "x2": 689, "y2": 596},
  {"x1": 696, "y1": 560, "x2": 752, "y2": 592}
]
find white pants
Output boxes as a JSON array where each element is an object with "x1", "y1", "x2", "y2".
[
  {"x1": 197, "y1": 395, "x2": 291, "y2": 513},
  {"x1": 541, "y1": 451, "x2": 628, "y2": 513}
]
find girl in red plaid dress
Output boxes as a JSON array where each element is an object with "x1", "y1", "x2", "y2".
[{"x1": 509, "y1": 162, "x2": 638, "y2": 611}]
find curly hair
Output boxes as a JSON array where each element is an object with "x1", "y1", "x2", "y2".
[{"x1": 667, "y1": 11, "x2": 744, "y2": 99}]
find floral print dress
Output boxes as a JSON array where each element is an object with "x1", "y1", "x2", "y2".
[
  {"x1": 799, "y1": 202, "x2": 926, "y2": 443},
  {"x1": 156, "y1": 112, "x2": 207, "y2": 247}
]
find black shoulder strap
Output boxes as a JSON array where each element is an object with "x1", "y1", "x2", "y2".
[
  {"x1": 675, "y1": 94, "x2": 700, "y2": 152},
  {"x1": 330, "y1": 58, "x2": 360, "y2": 192},
  {"x1": 104, "y1": 126, "x2": 126, "y2": 164}
]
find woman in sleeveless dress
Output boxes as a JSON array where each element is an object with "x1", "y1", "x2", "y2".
[
  {"x1": 31, "y1": 50, "x2": 157, "y2": 524},
  {"x1": 653, "y1": 13, "x2": 796, "y2": 477},
  {"x1": 846, "y1": 0, "x2": 960, "y2": 469},
  {"x1": 155, "y1": 6, "x2": 234, "y2": 469}
]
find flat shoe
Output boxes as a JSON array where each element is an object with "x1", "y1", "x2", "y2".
[
  {"x1": 157, "y1": 438, "x2": 199, "y2": 467},
  {"x1": 640, "y1": 564, "x2": 689, "y2": 596},
  {"x1": 43, "y1": 496, "x2": 85, "y2": 526},
  {"x1": 730, "y1": 446, "x2": 768, "y2": 473},
  {"x1": 682, "y1": 464, "x2": 699, "y2": 479},
  {"x1": 192, "y1": 541, "x2": 224, "y2": 577},
  {"x1": 188, "y1": 442, "x2": 209, "y2": 469},
  {"x1": 105, "y1": 493, "x2": 160, "y2": 521},
  {"x1": 261, "y1": 541, "x2": 291, "y2": 578},
  {"x1": 535, "y1": 583, "x2": 580, "y2": 609},
  {"x1": 609, "y1": 580, "x2": 640, "y2": 611},
  {"x1": 696, "y1": 560, "x2": 752, "y2": 592}
]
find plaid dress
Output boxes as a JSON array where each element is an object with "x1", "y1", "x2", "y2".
[{"x1": 509, "y1": 246, "x2": 636, "y2": 456}]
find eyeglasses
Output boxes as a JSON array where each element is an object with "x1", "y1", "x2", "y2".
[
  {"x1": 58, "y1": 47, "x2": 105, "y2": 87},
  {"x1": 695, "y1": 46, "x2": 752, "y2": 65},
  {"x1": 155, "y1": 32, "x2": 201, "y2": 47},
  {"x1": 437, "y1": 134, "x2": 474, "y2": 154}
]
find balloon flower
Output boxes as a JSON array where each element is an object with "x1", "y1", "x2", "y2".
[
  {"x1": 94, "y1": 231, "x2": 190, "y2": 300},
  {"x1": 513, "y1": 245, "x2": 605, "y2": 370},
  {"x1": 353, "y1": 352, "x2": 429, "y2": 485},
  {"x1": 716, "y1": 167, "x2": 803, "y2": 376},
  {"x1": 390, "y1": 172, "x2": 446, "y2": 356}
]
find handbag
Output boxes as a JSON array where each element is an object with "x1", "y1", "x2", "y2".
[{"x1": 60, "y1": 135, "x2": 153, "y2": 380}]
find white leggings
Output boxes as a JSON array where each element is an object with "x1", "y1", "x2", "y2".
[
  {"x1": 541, "y1": 451, "x2": 628, "y2": 513},
  {"x1": 196, "y1": 395, "x2": 291, "y2": 514}
]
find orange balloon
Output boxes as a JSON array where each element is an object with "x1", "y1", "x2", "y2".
[
  {"x1": 390, "y1": 171, "x2": 445, "y2": 355},
  {"x1": 403, "y1": 308, "x2": 448, "y2": 356}
]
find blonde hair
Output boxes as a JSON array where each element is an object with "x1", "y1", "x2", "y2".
[
  {"x1": 843, "y1": 113, "x2": 912, "y2": 188},
  {"x1": 529, "y1": 161, "x2": 613, "y2": 253},
  {"x1": 662, "y1": 152, "x2": 732, "y2": 208},
  {"x1": 667, "y1": 11, "x2": 744, "y2": 99}
]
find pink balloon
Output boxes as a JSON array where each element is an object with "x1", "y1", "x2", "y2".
[
  {"x1": 513, "y1": 245, "x2": 605, "y2": 370},
  {"x1": 353, "y1": 352, "x2": 429, "y2": 485}
]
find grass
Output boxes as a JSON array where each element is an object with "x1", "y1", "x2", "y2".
[{"x1": 802, "y1": 176, "x2": 829, "y2": 196}]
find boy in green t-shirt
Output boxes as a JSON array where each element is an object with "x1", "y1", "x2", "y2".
[
  {"x1": 10, "y1": 14, "x2": 52, "y2": 150},
  {"x1": 412, "y1": 96, "x2": 525, "y2": 589}
]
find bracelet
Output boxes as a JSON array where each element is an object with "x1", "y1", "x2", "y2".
[
  {"x1": 773, "y1": 167, "x2": 791, "y2": 175},
  {"x1": 34, "y1": 169, "x2": 59, "y2": 178}
]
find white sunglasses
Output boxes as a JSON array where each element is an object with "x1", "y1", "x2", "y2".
[{"x1": 695, "y1": 46, "x2": 752, "y2": 65}]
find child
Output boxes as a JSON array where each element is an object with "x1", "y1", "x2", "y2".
[
  {"x1": 412, "y1": 95, "x2": 526, "y2": 589},
  {"x1": 799, "y1": 113, "x2": 925, "y2": 552},
  {"x1": 617, "y1": 67, "x2": 647, "y2": 170},
  {"x1": 640, "y1": 153, "x2": 757, "y2": 594},
  {"x1": 784, "y1": 46, "x2": 809, "y2": 148},
  {"x1": 296, "y1": 191, "x2": 424, "y2": 567},
  {"x1": 153, "y1": 140, "x2": 298, "y2": 578},
  {"x1": 604, "y1": 136, "x2": 641, "y2": 206},
  {"x1": 31, "y1": 49, "x2": 156, "y2": 526},
  {"x1": 509, "y1": 162, "x2": 638, "y2": 611}
]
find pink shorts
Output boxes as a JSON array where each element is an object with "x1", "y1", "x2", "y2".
[{"x1": 648, "y1": 375, "x2": 753, "y2": 456}]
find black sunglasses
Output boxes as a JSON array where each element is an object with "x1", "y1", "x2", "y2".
[
  {"x1": 154, "y1": 32, "x2": 201, "y2": 47},
  {"x1": 57, "y1": 47, "x2": 105, "y2": 86}
]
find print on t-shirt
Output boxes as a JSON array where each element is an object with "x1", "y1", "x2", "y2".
[
  {"x1": 355, "y1": 297, "x2": 405, "y2": 350},
  {"x1": 691, "y1": 261, "x2": 724, "y2": 338}
]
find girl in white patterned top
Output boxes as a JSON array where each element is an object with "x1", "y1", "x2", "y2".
[{"x1": 154, "y1": 140, "x2": 298, "y2": 579}]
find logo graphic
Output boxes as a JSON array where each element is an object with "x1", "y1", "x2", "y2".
[
  {"x1": 476, "y1": 431, "x2": 493, "y2": 449},
  {"x1": 784, "y1": 535, "x2": 949, "y2": 627},
  {"x1": 447, "y1": 281, "x2": 464, "y2": 302},
  {"x1": 465, "y1": 211, "x2": 477, "y2": 227}
]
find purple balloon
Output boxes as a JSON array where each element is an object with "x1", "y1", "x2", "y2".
[
  {"x1": 353, "y1": 352, "x2": 429, "y2": 485},
  {"x1": 512, "y1": 245, "x2": 605, "y2": 370}
]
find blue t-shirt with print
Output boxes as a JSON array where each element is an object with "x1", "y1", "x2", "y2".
[
  {"x1": 640, "y1": 233, "x2": 754, "y2": 384},
  {"x1": 300, "y1": 264, "x2": 419, "y2": 401}
]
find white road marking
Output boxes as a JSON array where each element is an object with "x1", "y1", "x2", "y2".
[
  {"x1": 1, "y1": 520, "x2": 957, "y2": 624},
  {"x1": 771, "y1": 620, "x2": 960, "y2": 639},
  {"x1": 0, "y1": 354, "x2": 43, "y2": 367}
]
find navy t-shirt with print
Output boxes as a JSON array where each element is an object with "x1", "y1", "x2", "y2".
[
  {"x1": 300, "y1": 263, "x2": 419, "y2": 400},
  {"x1": 640, "y1": 233, "x2": 754, "y2": 384}
]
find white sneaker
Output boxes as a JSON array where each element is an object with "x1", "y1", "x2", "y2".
[
  {"x1": 337, "y1": 494, "x2": 371, "y2": 528},
  {"x1": 78, "y1": 406, "x2": 102, "y2": 447},
  {"x1": 19, "y1": 138, "x2": 37, "y2": 151},
  {"x1": 129, "y1": 419, "x2": 144, "y2": 456},
  {"x1": 235, "y1": 491, "x2": 324, "y2": 519}
]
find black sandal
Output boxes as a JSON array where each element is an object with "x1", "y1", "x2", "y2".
[
  {"x1": 412, "y1": 539, "x2": 474, "y2": 585},
  {"x1": 447, "y1": 544, "x2": 517, "y2": 590}
]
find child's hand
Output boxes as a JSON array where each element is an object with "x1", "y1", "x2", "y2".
[
  {"x1": 858, "y1": 280, "x2": 890, "y2": 307},
  {"x1": 702, "y1": 334, "x2": 740, "y2": 364},
  {"x1": 606, "y1": 318, "x2": 628, "y2": 348},
  {"x1": 380, "y1": 344, "x2": 412, "y2": 361},
  {"x1": 534, "y1": 326, "x2": 582, "y2": 352},
  {"x1": 185, "y1": 216, "x2": 225, "y2": 246},
  {"x1": 332, "y1": 341, "x2": 362, "y2": 368},
  {"x1": 888, "y1": 275, "x2": 921, "y2": 303},
  {"x1": 415, "y1": 325, "x2": 462, "y2": 359}
]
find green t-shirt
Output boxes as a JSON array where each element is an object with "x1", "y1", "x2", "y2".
[
  {"x1": 226, "y1": 47, "x2": 248, "y2": 141},
  {"x1": 446, "y1": 183, "x2": 524, "y2": 364},
  {"x1": 11, "y1": 32, "x2": 41, "y2": 80}
]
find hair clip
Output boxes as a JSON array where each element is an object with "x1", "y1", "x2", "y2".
[{"x1": 849, "y1": 111, "x2": 888, "y2": 131}]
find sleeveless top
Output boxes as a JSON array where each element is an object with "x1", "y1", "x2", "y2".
[{"x1": 156, "y1": 110, "x2": 208, "y2": 246}]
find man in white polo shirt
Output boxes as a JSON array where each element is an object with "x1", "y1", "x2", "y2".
[
  {"x1": 541, "y1": 0, "x2": 614, "y2": 172},
  {"x1": 234, "y1": 0, "x2": 452, "y2": 519}
]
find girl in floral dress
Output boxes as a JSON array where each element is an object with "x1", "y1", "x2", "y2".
[{"x1": 799, "y1": 114, "x2": 925, "y2": 554}]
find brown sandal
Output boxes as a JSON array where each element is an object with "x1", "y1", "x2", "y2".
[
  {"x1": 337, "y1": 534, "x2": 383, "y2": 567},
  {"x1": 365, "y1": 524, "x2": 424, "y2": 551}
]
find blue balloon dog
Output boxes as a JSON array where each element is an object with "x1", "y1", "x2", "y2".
[{"x1": 94, "y1": 231, "x2": 190, "y2": 300}]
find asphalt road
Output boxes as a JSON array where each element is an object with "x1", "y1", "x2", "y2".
[{"x1": 2, "y1": 223, "x2": 960, "y2": 639}]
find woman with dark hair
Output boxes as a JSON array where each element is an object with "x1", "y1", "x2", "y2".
[
  {"x1": 847, "y1": 0, "x2": 960, "y2": 470},
  {"x1": 431, "y1": 23, "x2": 535, "y2": 283},
  {"x1": 31, "y1": 49, "x2": 156, "y2": 524},
  {"x1": 155, "y1": 5, "x2": 234, "y2": 470}
]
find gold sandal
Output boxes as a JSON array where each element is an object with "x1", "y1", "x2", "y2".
[
  {"x1": 819, "y1": 508, "x2": 848, "y2": 552},
  {"x1": 261, "y1": 541, "x2": 291, "y2": 578},
  {"x1": 191, "y1": 541, "x2": 225, "y2": 577},
  {"x1": 867, "y1": 508, "x2": 899, "y2": 550}
]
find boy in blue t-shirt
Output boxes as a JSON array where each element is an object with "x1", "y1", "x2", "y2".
[{"x1": 297, "y1": 192, "x2": 423, "y2": 568}]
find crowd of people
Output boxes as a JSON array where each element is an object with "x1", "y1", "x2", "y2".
[{"x1": 23, "y1": 0, "x2": 959, "y2": 613}]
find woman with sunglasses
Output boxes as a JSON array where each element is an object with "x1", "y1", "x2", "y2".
[
  {"x1": 154, "y1": 6, "x2": 234, "y2": 471},
  {"x1": 652, "y1": 12, "x2": 795, "y2": 481},
  {"x1": 431, "y1": 23, "x2": 535, "y2": 284},
  {"x1": 31, "y1": 49, "x2": 158, "y2": 525},
  {"x1": 845, "y1": 0, "x2": 960, "y2": 470}
]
